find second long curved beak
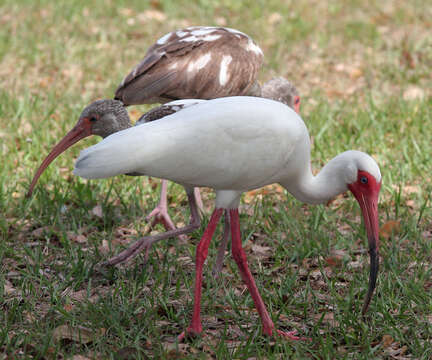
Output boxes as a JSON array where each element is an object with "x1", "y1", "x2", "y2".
[{"x1": 26, "y1": 118, "x2": 92, "y2": 197}]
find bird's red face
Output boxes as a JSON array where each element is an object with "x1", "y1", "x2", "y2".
[
  {"x1": 26, "y1": 116, "x2": 95, "y2": 197},
  {"x1": 293, "y1": 95, "x2": 300, "y2": 114},
  {"x1": 348, "y1": 170, "x2": 381, "y2": 314}
]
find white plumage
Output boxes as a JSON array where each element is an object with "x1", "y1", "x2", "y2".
[
  {"x1": 75, "y1": 98, "x2": 304, "y2": 186},
  {"x1": 73, "y1": 96, "x2": 382, "y2": 338},
  {"x1": 74, "y1": 96, "x2": 380, "y2": 207}
]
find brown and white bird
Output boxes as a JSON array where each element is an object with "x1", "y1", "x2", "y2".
[
  {"x1": 114, "y1": 26, "x2": 300, "y2": 109},
  {"x1": 27, "y1": 26, "x2": 300, "y2": 269}
]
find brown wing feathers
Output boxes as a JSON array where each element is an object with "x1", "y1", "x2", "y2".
[{"x1": 114, "y1": 27, "x2": 264, "y2": 106}]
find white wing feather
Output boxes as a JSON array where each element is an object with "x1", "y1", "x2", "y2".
[{"x1": 74, "y1": 97, "x2": 308, "y2": 191}]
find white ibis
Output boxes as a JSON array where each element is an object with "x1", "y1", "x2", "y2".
[
  {"x1": 26, "y1": 26, "x2": 300, "y2": 271},
  {"x1": 73, "y1": 96, "x2": 381, "y2": 339}
]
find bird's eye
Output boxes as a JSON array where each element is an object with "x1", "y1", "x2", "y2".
[
  {"x1": 294, "y1": 97, "x2": 300, "y2": 105},
  {"x1": 89, "y1": 116, "x2": 97, "y2": 122},
  {"x1": 360, "y1": 176, "x2": 368, "y2": 184}
]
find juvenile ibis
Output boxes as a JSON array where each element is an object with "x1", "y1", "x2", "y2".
[
  {"x1": 73, "y1": 96, "x2": 381, "y2": 339},
  {"x1": 26, "y1": 26, "x2": 300, "y2": 270}
]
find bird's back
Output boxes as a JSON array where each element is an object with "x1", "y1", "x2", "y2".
[
  {"x1": 74, "y1": 97, "x2": 309, "y2": 191},
  {"x1": 115, "y1": 27, "x2": 264, "y2": 105}
]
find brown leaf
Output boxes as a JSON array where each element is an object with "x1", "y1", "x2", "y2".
[
  {"x1": 251, "y1": 244, "x2": 272, "y2": 257},
  {"x1": 31, "y1": 226, "x2": 51, "y2": 238},
  {"x1": 349, "y1": 67, "x2": 363, "y2": 79},
  {"x1": 4, "y1": 280, "x2": 17, "y2": 295},
  {"x1": 137, "y1": 10, "x2": 166, "y2": 22},
  {"x1": 314, "y1": 312, "x2": 339, "y2": 327},
  {"x1": 268, "y1": 13, "x2": 283, "y2": 25},
  {"x1": 63, "y1": 303, "x2": 74, "y2": 312},
  {"x1": 66, "y1": 231, "x2": 87, "y2": 243},
  {"x1": 381, "y1": 334, "x2": 394, "y2": 348},
  {"x1": 403, "y1": 86, "x2": 425, "y2": 101},
  {"x1": 215, "y1": 17, "x2": 227, "y2": 26},
  {"x1": 401, "y1": 49, "x2": 415, "y2": 69},
  {"x1": 52, "y1": 324, "x2": 99, "y2": 344},
  {"x1": 325, "y1": 249, "x2": 346, "y2": 267},
  {"x1": 71, "y1": 356, "x2": 92, "y2": 360},
  {"x1": 379, "y1": 220, "x2": 401, "y2": 240},
  {"x1": 91, "y1": 205, "x2": 103, "y2": 218}
]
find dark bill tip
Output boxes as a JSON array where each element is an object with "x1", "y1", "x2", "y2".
[{"x1": 362, "y1": 246, "x2": 379, "y2": 315}]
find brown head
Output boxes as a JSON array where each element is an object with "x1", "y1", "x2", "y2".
[
  {"x1": 26, "y1": 99, "x2": 130, "y2": 197},
  {"x1": 261, "y1": 77, "x2": 300, "y2": 114}
]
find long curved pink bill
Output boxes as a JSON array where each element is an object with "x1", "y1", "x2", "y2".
[{"x1": 26, "y1": 119, "x2": 91, "y2": 197}]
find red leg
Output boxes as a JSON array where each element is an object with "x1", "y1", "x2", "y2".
[
  {"x1": 178, "y1": 208, "x2": 224, "y2": 341},
  {"x1": 212, "y1": 210, "x2": 230, "y2": 277},
  {"x1": 229, "y1": 209, "x2": 302, "y2": 340}
]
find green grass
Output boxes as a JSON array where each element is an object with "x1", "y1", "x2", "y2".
[{"x1": 1, "y1": 0, "x2": 431, "y2": 358}]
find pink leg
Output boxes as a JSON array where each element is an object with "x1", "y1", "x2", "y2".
[
  {"x1": 212, "y1": 210, "x2": 230, "y2": 277},
  {"x1": 146, "y1": 180, "x2": 186, "y2": 241},
  {"x1": 102, "y1": 190, "x2": 200, "y2": 266},
  {"x1": 178, "y1": 208, "x2": 224, "y2": 341},
  {"x1": 194, "y1": 187, "x2": 204, "y2": 214},
  {"x1": 229, "y1": 209, "x2": 302, "y2": 340}
]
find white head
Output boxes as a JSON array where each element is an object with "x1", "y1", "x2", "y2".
[{"x1": 335, "y1": 150, "x2": 381, "y2": 315}]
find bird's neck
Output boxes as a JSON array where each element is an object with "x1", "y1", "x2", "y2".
[
  {"x1": 280, "y1": 157, "x2": 350, "y2": 205},
  {"x1": 100, "y1": 113, "x2": 133, "y2": 139},
  {"x1": 244, "y1": 81, "x2": 262, "y2": 97}
]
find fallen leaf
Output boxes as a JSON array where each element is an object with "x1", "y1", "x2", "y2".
[
  {"x1": 349, "y1": 67, "x2": 363, "y2": 79},
  {"x1": 379, "y1": 220, "x2": 401, "y2": 240},
  {"x1": 251, "y1": 244, "x2": 272, "y2": 257},
  {"x1": 215, "y1": 16, "x2": 227, "y2": 26},
  {"x1": 381, "y1": 334, "x2": 394, "y2": 348},
  {"x1": 268, "y1": 12, "x2": 283, "y2": 25},
  {"x1": 71, "y1": 355, "x2": 92, "y2": 360},
  {"x1": 91, "y1": 205, "x2": 103, "y2": 218},
  {"x1": 67, "y1": 231, "x2": 87, "y2": 243},
  {"x1": 52, "y1": 324, "x2": 99, "y2": 344},
  {"x1": 137, "y1": 10, "x2": 166, "y2": 22},
  {"x1": 401, "y1": 49, "x2": 415, "y2": 69},
  {"x1": 325, "y1": 249, "x2": 346, "y2": 267},
  {"x1": 31, "y1": 226, "x2": 51, "y2": 238},
  {"x1": 119, "y1": 8, "x2": 134, "y2": 16},
  {"x1": 4, "y1": 280, "x2": 17, "y2": 295},
  {"x1": 314, "y1": 312, "x2": 339, "y2": 326},
  {"x1": 63, "y1": 303, "x2": 74, "y2": 312},
  {"x1": 403, "y1": 86, "x2": 425, "y2": 101}
]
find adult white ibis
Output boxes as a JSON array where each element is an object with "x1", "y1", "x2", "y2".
[
  {"x1": 73, "y1": 96, "x2": 381, "y2": 339},
  {"x1": 26, "y1": 26, "x2": 300, "y2": 270}
]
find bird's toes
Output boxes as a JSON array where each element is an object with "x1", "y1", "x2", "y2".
[{"x1": 275, "y1": 329, "x2": 310, "y2": 341}]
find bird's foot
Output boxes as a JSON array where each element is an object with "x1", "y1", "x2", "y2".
[
  {"x1": 101, "y1": 236, "x2": 154, "y2": 267},
  {"x1": 177, "y1": 326, "x2": 202, "y2": 342},
  {"x1": 275, "y1": 329, "x2": 310, "y2": 341},
  {"x1": 146, "y1": 204, "x2": 187, "y2": 241}
]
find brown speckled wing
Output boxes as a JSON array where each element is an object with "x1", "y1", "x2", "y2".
[
  {"x1": 135, "y1": 100, "x2": 204, "y2": 125},
  {"x1": 114, "y1": 27, "x2": 263, "y2": 106},
  {"x1": 135, "y1": 104, "x2": 185, "y2": 125}
]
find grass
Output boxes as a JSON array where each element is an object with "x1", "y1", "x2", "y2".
[{"x1": 1, "y1": 0, "x2": 431, "y2": 358}]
